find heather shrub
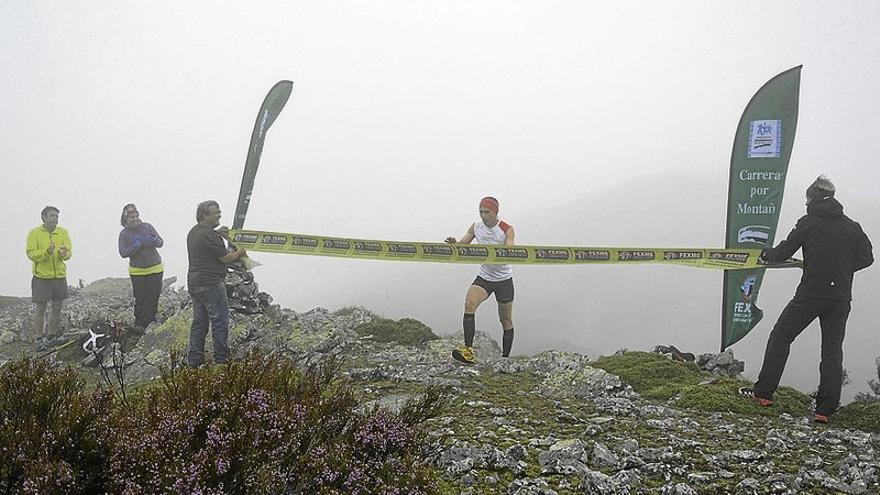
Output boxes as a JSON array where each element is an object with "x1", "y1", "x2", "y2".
[
  {"x1": 0, "y1": 357, "x2": 111, "y2": 494},
  {"x1": 104, "y1": 351, "x2": 446, "y2": 494},
  {"x1": 354, "y1": 317, "x2": 440, "y2": 346}
]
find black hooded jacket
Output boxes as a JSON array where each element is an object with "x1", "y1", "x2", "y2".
[{"x1": 764, "y1": 197, "x2": 873, "y2": 300}]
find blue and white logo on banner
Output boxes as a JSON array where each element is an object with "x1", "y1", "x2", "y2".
[{"x1": 747, "y1": 120, "x2": 782, "y2": 158}]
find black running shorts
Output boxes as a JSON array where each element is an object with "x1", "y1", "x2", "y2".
[{"x1": 472, "y1": 276, "x2": 514, "y2": 304}]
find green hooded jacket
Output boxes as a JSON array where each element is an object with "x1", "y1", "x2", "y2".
[{"x1": 26, "y1": 225, "x2": 73, "y2": 279}]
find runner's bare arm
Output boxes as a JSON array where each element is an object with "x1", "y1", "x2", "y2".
[
  {"x1": 505, "y1": 226, "x2": 516, "y2": 245},
  {"x1": 446, "y1": 223, "x2": 476, "y2": 244}
]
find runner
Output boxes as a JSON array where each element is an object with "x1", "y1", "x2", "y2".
[{"x1": 446, "y1": 196, "x2": 516, "y2": 364}]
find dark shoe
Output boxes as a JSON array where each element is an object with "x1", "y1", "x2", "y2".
[
  {"x1": 814, "y1": 413, "x2": 829, "y2": 424},
  {"x1": 738, "y1": 387, "x2": 773, "y2": 407}
]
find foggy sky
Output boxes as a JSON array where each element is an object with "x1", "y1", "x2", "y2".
[{"x1": 2, "y1": 1, "x2": 879, "y2": 399}]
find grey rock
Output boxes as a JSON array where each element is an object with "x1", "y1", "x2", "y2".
[
  {"x1": 448, "y1": 458, "x2": 473, "y2": 475},
  {"x1": 686, "y1": 472, "x2": 715, "y2": 483},
  {"x1": 528, "y1": 435, "x2": 558, "y2": 448},
  {"x1": 493, "y1": 359, "x2": 528, "y2": 374},
  {"x1": 527, "y1": 350, "x2": 591, "y2": 376},
  {"x1": 724, "y1": 449, "x2": 765, "y2": 462},
  {"x1": 697, "y1": 349, "x2": 745, "y2": 376},
  {"x1": 361, "y1": 393, "x2": 421, "y2": 415},
  {"x1": 507, "y1": 478, "x2": 558, "y2": 495},
  {"x1": 734, "y1": 478, "x2": 761, "y2": 494},
  {"x1": 438, "y1": 442, "x2": 484, "y2": 472},
  {"x1": 579, "y1": 469, "x2": 644, "y2": 494},
  {"x1": 538, "y1": 438, "x2": 590, "y2": 475},
  {"x1": 505, "y1": 444, "x2": 527, "y2": 461},
  {"x1": 661, "y1": 483, "x2": 698, "y2": 495},
  {"x1": 591, "y1": 441, "x2": 619, "y2": 468},
  {"x1": 538, "y1": 365, "x2": 628, "y2": 400}
]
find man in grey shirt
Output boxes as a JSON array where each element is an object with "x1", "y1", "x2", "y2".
[{"x1": 186, "y1": 200, "x2": 246, "y2": 367}]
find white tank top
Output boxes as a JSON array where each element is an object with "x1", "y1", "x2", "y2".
[{"x1": 474, "y1": 220, "x2": 513, "y2": 281}]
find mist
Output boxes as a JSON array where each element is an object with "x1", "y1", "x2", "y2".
[{"x1": 2, "y1": 2, "x2": 878, "y2": 400}]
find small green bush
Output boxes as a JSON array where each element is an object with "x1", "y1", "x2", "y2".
[
  {"x1": 591, "y1": 351, "x2": 812, "y2": 417},
  {"x1": 355, "y1": 318, "x2": 440, "y2": 346},
  {"x1": 0, "y1": 357, "x2": 111, "y2": 493},
  {"x1": 834, "y1": 401, "x2": 880, "y2": 433},
  {"x1": 676, "y1": 379, "x2": 811, "y2": 417},
  {"x1": 591, "y1": 351, "x2": 703, "y2": 399}
]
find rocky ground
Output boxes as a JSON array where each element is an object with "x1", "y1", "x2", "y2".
[{"x1": 1, "y1": 278, "x2": 878, "y2": 494}]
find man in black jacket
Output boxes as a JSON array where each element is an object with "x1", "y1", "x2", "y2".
[{"x1": 739, "y1": 176, "x2": 873, "y2": 422}]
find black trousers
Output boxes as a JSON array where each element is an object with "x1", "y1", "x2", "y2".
[
  {"x1": 131, "y1": 272, "x2": 163, "y2": 328},
  {"x1": 754, "y1": 296, "x2": 851, "y2": 416}
]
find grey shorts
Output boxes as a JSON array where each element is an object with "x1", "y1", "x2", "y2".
[{"x1": 31, "y1": 276, "x2": 69, "y2": 303}]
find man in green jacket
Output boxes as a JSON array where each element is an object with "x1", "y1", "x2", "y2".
[{"x1": 25, "y1": 206, "x2": 72, "y2": 348}]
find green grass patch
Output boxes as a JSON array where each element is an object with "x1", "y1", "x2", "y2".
[
  {"x1": 677, "y1": 378, "x2": 811, "y2": 417},
  {"x1": 591, "y1": 351, "x2": 703, "y2": 399},
  {"x1": 833, "y1": 401, "x2": 880, "y2": 433},
  {"x1": 591, "y1": 351, "x2": 812, "y2": 417},
  {"x1": 354, "y1": 317, "x2": 440, "y2": 346}
]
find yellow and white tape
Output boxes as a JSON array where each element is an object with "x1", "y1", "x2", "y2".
[{"x1": 229, "y1": 229, "x2": 800, "y2": 270}]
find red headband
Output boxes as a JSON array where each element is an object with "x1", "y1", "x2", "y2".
[{"x1": 479, "y1": 197, "x2": 499, "y2": 214}]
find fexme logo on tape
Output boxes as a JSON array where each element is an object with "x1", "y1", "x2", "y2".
[{"x1": 229, "y1": 230, "x2": 801, "y2": 270}]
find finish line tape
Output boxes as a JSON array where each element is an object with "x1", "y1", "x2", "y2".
[{"x1": 229, "y1": 230, "x2": 801, "y2": 270}]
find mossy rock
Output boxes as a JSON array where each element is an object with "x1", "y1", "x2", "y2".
[
  {"x1": 591, "y1": 351, "x2": 812, "y2": 417},
  {"x1": 591, "y1": 351, "x2": 703, "y2": 399},
  {"x1": 676, "y1": 379, "x2": 811, "y2": 417},
  {"x1": 154, "y1": 310, "x2": 193, "y2": 348},
  {"x1": 354, "y1": 317, "x2": 439, "y2": 346},
  {"x1": 833, "y1": 401, "x2": 880, "y2": 432}
]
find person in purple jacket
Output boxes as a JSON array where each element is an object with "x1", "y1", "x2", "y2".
[{"x1": 118, "y1": 203, "x2": 164, "y2": 333}]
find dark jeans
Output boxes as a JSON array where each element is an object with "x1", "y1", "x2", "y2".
[
  {"x1": 131, "y1": 272, "x2": 163, "y2": 328},
  {"x1": 187, "y1": 284, "x2": 230, "y2": 367},
  {"x1": 754, "y1": 296, "x2": 851, "y2": 416}
]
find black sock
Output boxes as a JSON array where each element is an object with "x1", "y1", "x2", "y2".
[
  {"x1": 463, "y1": 313, "x2": 475, "y2": 347},
  {"x1": 502, "y1": 327, "x2": 514, "y2": 357}
]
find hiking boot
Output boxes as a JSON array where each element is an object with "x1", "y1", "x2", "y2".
[
  {"x1": 452, "y1": 345, "x2": 476, "y2": 365},
  {"x1": 738, "y1": 387, "x2": 773, "y2": 407},
  {"x1": 814, "y1": 413, "x2": 829, "y2": 424}
]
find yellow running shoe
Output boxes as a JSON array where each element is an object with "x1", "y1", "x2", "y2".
[{"x1": 452, "y1": 345, "x2": 476, "y2": 365}]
